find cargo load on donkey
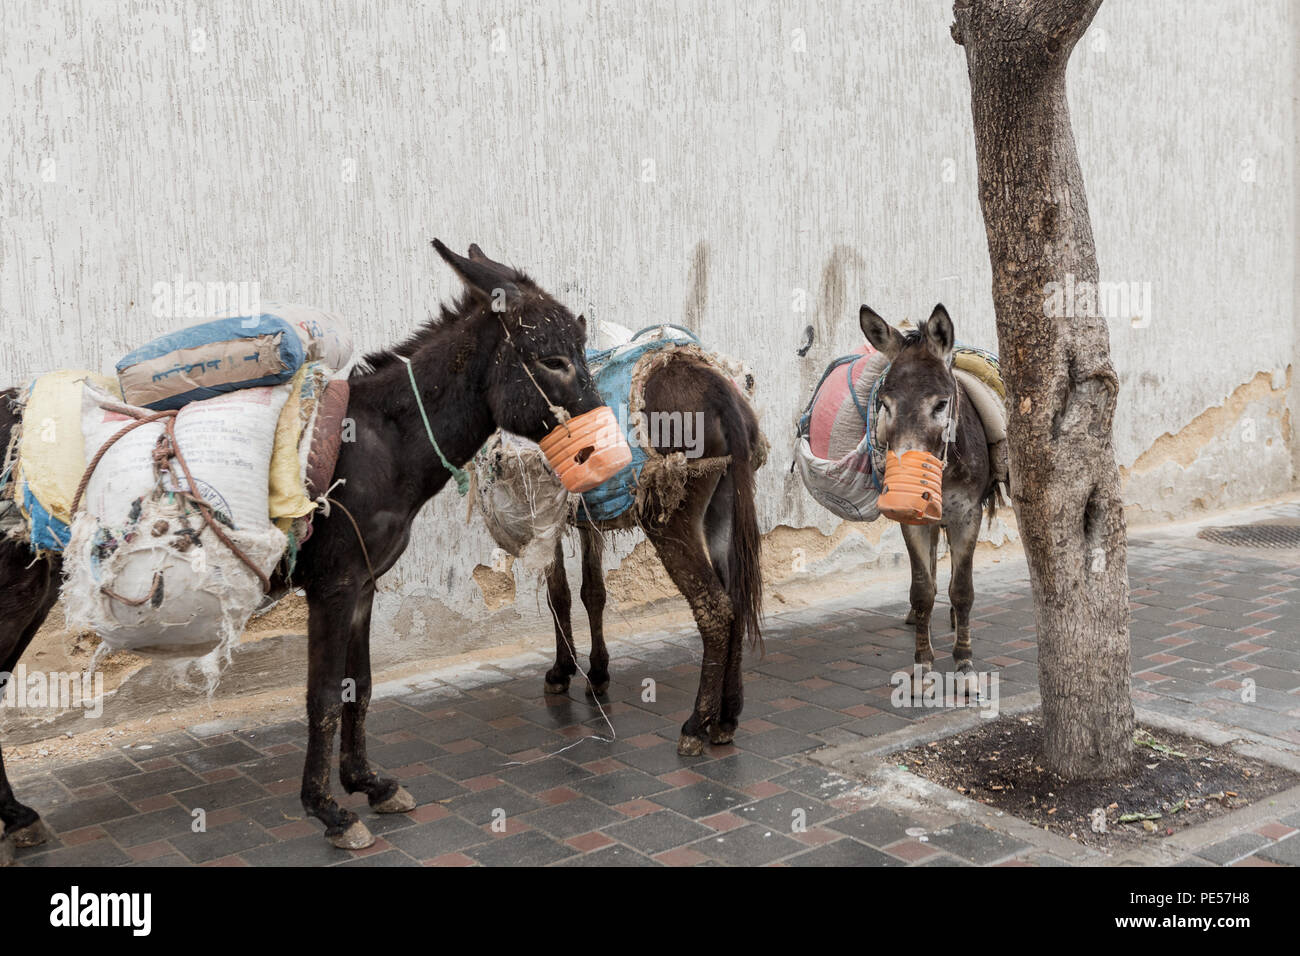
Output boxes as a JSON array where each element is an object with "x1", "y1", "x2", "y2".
[
  {"x1": 470, "y1": 322, "x2": 758, "y2": 564},
  {"x1": 794, "y1": 325, "x2": 1009, "y2": 524},
  {"x1": 0, "y1": 307, "x2": 353, "y2": 683}
]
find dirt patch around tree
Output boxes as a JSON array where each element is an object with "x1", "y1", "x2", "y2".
[{"x1": 896, "y1": 712, "x2": 1297, "y2": 849}]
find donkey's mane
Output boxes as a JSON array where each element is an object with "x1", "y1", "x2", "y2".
[
  {"x1": 352, "y1": 265, "x2": 541, "y2": 379},
  {"x1": 352, "y1": 291, "x2": 478, "y2": 378},
  {"x1": 899, "y1": 324, "x2": 926, "y2": 347}
]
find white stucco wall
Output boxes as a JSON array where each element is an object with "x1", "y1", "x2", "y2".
[{"x1": 1, "y1": 0, "x2": 1295, "y2": 645}]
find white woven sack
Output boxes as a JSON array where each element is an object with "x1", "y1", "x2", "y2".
[{"x1": 794, "y1": 434, "x2": 881, "y2": 523}]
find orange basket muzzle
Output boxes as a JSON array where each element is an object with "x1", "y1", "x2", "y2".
[
  {"x1": 877, "y1": 449, "x2": 944, "y2": 525},
  {"x1": 538, "y1": 406, "x2": 633, "y2": 493}
]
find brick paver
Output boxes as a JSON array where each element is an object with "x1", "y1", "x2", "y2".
[{"x1": 4, "y1": 505, "x2": 1298, "y2": 866}]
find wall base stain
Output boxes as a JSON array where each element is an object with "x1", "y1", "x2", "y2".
[{"x1": 472, "y1": 559, "x2": 517, "y2": 610}]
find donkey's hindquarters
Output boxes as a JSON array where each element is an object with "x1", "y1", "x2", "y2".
[{"x1": 545, "y1": 353, "x2": 765, "y2": 756}]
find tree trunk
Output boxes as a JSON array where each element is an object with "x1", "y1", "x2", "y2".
[{"x1": 952, "y1": 0, "x2": 1134, "y2": 778}]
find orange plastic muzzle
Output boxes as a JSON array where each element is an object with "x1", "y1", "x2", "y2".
[
  {"x1": 539, "y1": 406, "x2": 633, "y2": 493},
  {"x1": 877, "y1": 449, "x2": 944, "y2": 525}
]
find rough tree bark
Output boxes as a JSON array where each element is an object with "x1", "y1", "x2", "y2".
[{"x1": 952, "y1": 0, "x2": 1134, "y2": 778}]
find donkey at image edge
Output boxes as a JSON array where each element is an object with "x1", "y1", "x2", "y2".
[
  {"x1": 859, "y1": 303, "x2": 997, "y2": 677},
  {"x1": 0, "y1": 241, "x2": 606, "y2": 856}
]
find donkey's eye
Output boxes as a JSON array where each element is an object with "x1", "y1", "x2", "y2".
[
  {"x1": 933, "y1": 399, "x2": 949, "y2": 416},
  {"x1": 538, "y1": 357, "x2": 571, "y2": 373}
]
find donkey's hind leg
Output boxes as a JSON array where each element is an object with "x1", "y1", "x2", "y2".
[
  {"x1": 645, "y1": 488, "x2": 731, "y2": 757},
  {"x1": 703, "y1": 469, "x2": 742, "y2": 745},
  {"x1": 0, "y1": 549, "x2": 62, "y2": 858},
  {"x1": 338, "y1": 594, "x2": 414, "y2": 816},
  {"x1": 543, "y1": 537, "x2": 578, "y2": 695},
  {"x1": 578, "y1": 526, "x2": 610, "y2": 696}
]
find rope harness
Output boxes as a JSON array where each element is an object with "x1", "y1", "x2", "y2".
[
  {"x1": 868, "y1": 358, "x2": 961, "y2": 463},
  {"x1": 864, "y1": 355, "x2": 963, "y2": 486},
  {"x1": 70, "y1": 406, "x2": 274, "y2": 599},
  {"x1": 319, "y1": 492, "x2": 378, "y2": 590}
]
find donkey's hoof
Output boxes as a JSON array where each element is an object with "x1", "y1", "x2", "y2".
[
  {"x1": 585, "y1": 677, "x2": 610, "y2": 697},
  {"x1": 544, "y1": 677, "x2": 571, "y2": 695},
  {"x1": 677, "y1": 734, "x2": 706, "y2": 757},
  {"x1": 708, "y1": 726, "x2": 736, "y2": 746},
  {"x1": 953, "y1": 663, "x2": 980, "y2": 697},
  {"x1": 8, "y1": 819, "x2": 51, "y2": 848},
  {"x1": 0, "y1": 836, "x2": 14, "y2": 867},
  {"x1": 371, "y1": 786, "x2": 416, "y2": 814},
  {"x1": 328, "y1": 820, "x2": 375, "y2": 850}
]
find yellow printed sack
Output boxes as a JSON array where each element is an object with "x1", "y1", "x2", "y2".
[{"x1": 14, "y1": 370, "x2": 121, "y2": 551}]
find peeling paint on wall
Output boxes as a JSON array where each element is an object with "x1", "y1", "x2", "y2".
[{"x1": 1122, "y1": 370, "x2": 1293, "y2": 522}]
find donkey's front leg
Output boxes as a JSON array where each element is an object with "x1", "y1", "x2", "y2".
[
  {"x1": 302, "y1": 588, "x2": 374, "y2": 849},
  {"x1": 945, "y1": 506, "x2": 982, "y2": 679},
  {"x1": 578, "y1": 527, "x2": 610, "y2": 696},
  {"x1": 900, "y1": 523, "x2": 940, "y2": 671},
  {"x1": 339, "y1": 594, "x2": 415, "y2": 815},
  {"x1": 543, "y1": 537, "x2": 578, "y2": 694}
]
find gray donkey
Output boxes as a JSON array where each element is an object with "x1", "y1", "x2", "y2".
[{"x1": 858, "y1": 303, "x2": 1000, "y2": 674}]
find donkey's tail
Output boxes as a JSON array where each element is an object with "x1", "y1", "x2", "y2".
[{"x1": 717, "y1": 383, "x2": 764, "y2": 651}]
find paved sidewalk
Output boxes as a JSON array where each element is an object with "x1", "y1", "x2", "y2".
[{"x1": 5, "y1": 504, "x2": 1299, "y2": 867}]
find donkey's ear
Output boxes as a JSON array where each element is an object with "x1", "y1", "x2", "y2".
[
  {"x1": 859, "y1": 305, "x2": 903, "y2": 359},
  {"x1": 432, "y1": 238, "x2": 519, "y2": 302},
  {"x1": 924, "y1": 304, "x2": 955, "y2": 362},
  {"x1": 576, "y1": 313, "x2": 587, "y2": 336},
  {"x1": 466, "y1": 243, "x2": 520, "y2": 281}
]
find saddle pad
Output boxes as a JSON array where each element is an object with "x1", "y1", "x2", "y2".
[
  {"x1": 305, "y1": 380, "x2": 350, "y2": 498},
  {"x1": 268, "y1": 362, "x2": 350, "y2": 532}
]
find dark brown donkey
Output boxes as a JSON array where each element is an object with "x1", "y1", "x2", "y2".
[
  {"x1": 0, "y1": 242, "x2": 608, "y2": 855},
  {"x1": 858, "y1": 303, "x2": 997, "y2": 675},
  {"x1": 536, "y1": 343, "x2": 765, "y2": 757}
]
